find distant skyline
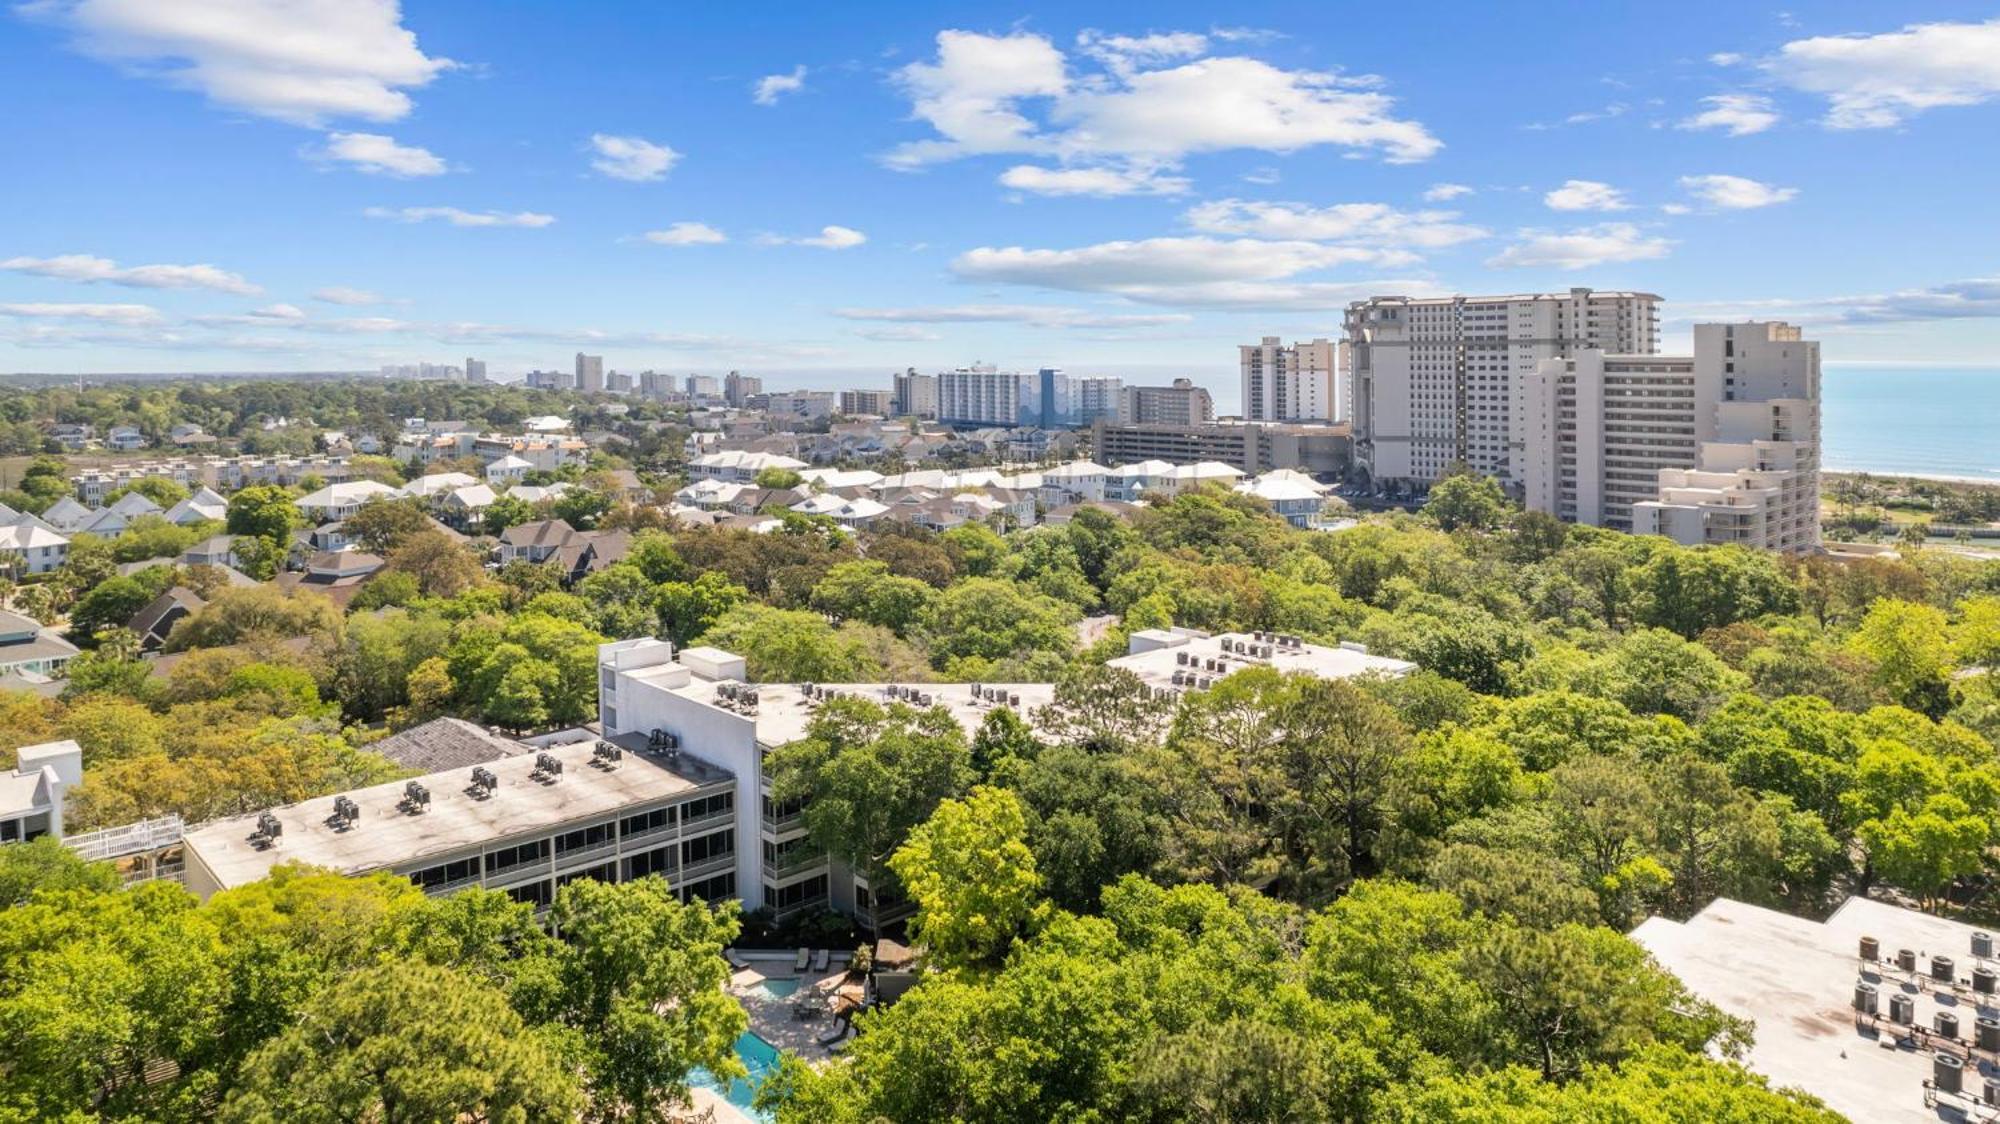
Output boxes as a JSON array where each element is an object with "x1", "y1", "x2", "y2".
[{"x1": 4, "y1": 2, "x2": 2000, "y2": 388}]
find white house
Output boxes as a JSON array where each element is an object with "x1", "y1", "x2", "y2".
[
  {"x1": 1236, "y1": 470, "x2": 1331, "y2": 529},
  {"x1": 485, "y1": 454, "x2": 534, "y2": 484},
  {"x1": 401, "y1": 471, "x2": 481, "y2": 504},
  {"x1": 688, "y1": 450, "x2": 807, "y2": 483},
  {"x1": 2, "y1": 739, "x2": 82, "y2": 843},
  {"x1": 296, "y1": 480, "x2": 401, "y2": 522},
  {"x1": 163, "y1": 486, "x2": 227, "y2": 526},
  {"x1": 0, "y1": 516, "x2": 69, "y2": 573},
  {"x1": 1040, "y1": 460, "x2": 1109, "y2": 505}
]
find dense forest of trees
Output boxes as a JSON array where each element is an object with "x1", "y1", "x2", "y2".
[{"x1": 3, "y1": 386, "x2": 1999, "y2": 1119}]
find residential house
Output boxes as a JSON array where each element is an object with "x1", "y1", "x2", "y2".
[
  {"x1": 441, "y1": 484, "x2": 497, "y2": 527},
  {"x1": 162, "y1": 486, "x2": 227, "y2": 526},
  {"x1": 484, "y1": 454, "x2": 533, "y2": 485},
  {"x1": 105, "y1": 426, "x2": 148, "y2": 452},
  {"x1": 0, "y1": 515, "x2": 69, "y2": 574},
  {"x1": 126, "y1": 587, "x2": 205, "y2": 651},
  {"x1": 295, "y1": 480, "x2": 400, "y2": 522},
  {"x1": 182, "y1": 534, "x2": 240, "y2": 569},
  {"x1": 0, "y1": 612, "x2": 78, "y2": 677}
]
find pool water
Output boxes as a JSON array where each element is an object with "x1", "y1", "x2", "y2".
[
  {"x1": 754, "y1": 977, "x2": 802, "y2": 1000},
  {"x1": 691, "y1": 1030, "x2": 782, "y2": 1122}
]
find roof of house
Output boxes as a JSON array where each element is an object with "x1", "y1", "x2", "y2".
[
  {"x1": 500, "y1": 518, "x2": 576, "y2": 549},
  {"x1": 364, "y1": 717, "x2": 526, "y2": 773},
  {"x1": 127, "y1": 587, "x2": 205, "y2": 638},
  {"x1": 297, "y1": 480, "x2": 400, "y2": 509},
  {"x1": 401, "y1": 472, "x2": 480, "y2": 498}
]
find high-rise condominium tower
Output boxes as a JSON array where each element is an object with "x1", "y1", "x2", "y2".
[
  {"x1": 1343, "y1": 288, "x2": 1661, "y2": 488},
  {"x1": 1239, "y1": 337, "x2": 1334, "y2": 423},
  {"x1": 575, "y1": 352, "x2": 605, "y2": 393}
]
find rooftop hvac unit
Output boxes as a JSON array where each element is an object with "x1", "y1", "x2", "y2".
[
  {"x1": 1853, "y1": 981, "x2": 1878, "y2": 1015},
  {"x1": 1859, "y1": 935, "x2": 1879, "y2": 961},
  {"x1": 403, "y1": 780, "x2": 431, "y2": 812},
  {"x1": 1986, "y1": 1078, "x2": 2000, "y2": 1108},
  {"x1": 1176, "y1": 651, "x2": 1190, "y2": 666},
  {"x1": 1008, "y1": 693, "x2": 1020, "y2": 707},
  {"x1": 533, "y1": 752, "x2": 565, "y2": 781},
  {"x1": 471, "y1": 766, "x2": 499, "y2": 794},
  {"x1": 1977, "y1": 966, "x2": 1996, "y2": 995},
  {"x1": 593, "y1": 741, "x2": 623, "y2": 766},
  {"x1": 1898, "y1": 948, "x2": 1918, "y2": 972},
  {"x1": 332, "y1": 795, "x2": 361, "y2": 826},
  {"x1": 1935, "y1": 955, "x2": 1957, "y2": 984},
  {"x1": 1172, "y1": 671, "x2": 1186, "y2": 686},
  {"x1": 1977, "y1": 931, "x2": 1994, "y2": 959},
  {"x1": 253, "y1": 811, "x2": 283, "y2": 845},
  {"x1": 1937, "y1": 1010, "x2": 1961, "y2": 1040},
  {"x1": 970, "y1": 683, "x2": 984, "y2": 701},
  {"x1": 1890, "y1": 991, "x2": 1915, "y2": 1024},
  {"x1": 1978, "y1": 1016, "x2": 2000, "y2": 1052},
  {"x1": 647, "y1": 729, "x2": 678, "y2": 752},
  {"x1": 1936, "y1": 1052, "x2": 1964, "y2": 1096}
]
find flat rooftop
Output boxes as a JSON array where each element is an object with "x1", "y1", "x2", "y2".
[
  {"x1": 657, "y1": 676, "x2": 1059, "y2": 748},
  {"x1": 1109, "y1": 631, "x2": 1415, "y2": 691},
  {"x1": 1633, "y1": 896, "x2": 2000, "y2": 1123},
  {"x1": 183, "y1": 733, "x2": 734, "y2": 891}
]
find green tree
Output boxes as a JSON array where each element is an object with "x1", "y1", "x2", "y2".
[
  {"x1": 1849, "y1": 598, "x2": 1952, "y2": 716},
  {"x1": 890, "y1": 786, "x2": 1042, "y2": 969},
  {"x1": 1423, "y1": 473, "x2": 1509, "y2": 533},
  {"x1": 343, "y1": 496, "x2": 433, "y2": 554},
  {"x1": 224, "y1": 484, "x2": 301, "y2": 543},
  {"x1": 698, "y1": 604, "x2": 873, "y2": 682},
  {"x1": 219, "y1": 961, "x2": 582, "y2": 1124},
  {"x1": 655, "y1": 571, "x2": 749, "y2": 645}
]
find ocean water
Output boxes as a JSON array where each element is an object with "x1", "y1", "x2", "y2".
[{"x1": 1822, "y1": 367, "x2": 2000, "y2": 481}]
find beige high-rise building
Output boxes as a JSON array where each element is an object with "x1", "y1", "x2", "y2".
[
  {"x1": 724, "y1": 370, "x2": 763, "y2": 407},
  {"x1": 575, "y1": 352, "x2": 604, "y2": 393},
  {"x1": 1344, "y1": 288, "x2": 1661, "y2": 488},
  {"x1": 838, "y1": 389, "x2": 894, "y2": 416},
  {"x1": 892, "y1": 369, "x2": 937, "y2": 418},
  {"x1": 1240, "y1": 337, "x2": 1334, "y2": 423},
  {"x1": 1117, "y1": 378, "x2": 1215, "y2": 426},
  {"x1": 1520, "y1": 321, "x2": 1820, "y2": 552},
  {"x1": 465, "y1": 357, "x2": 487, "y2": 384}
]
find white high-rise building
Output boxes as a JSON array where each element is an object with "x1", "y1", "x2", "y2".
[
  {"x1": 938, "y1": 364, "x2": 1021, "y2": 427},
  {"x1": 1520, "y1": 321, "x2": 1819, "y2": 551},
  {"x1": 1118, "y1": 379, "x2": 1215, "y2": 426},
  {"x1": 1344, "y1": 288, "x2": 1661, "y2": 488},
  {"x1": 1073, "y1": 376, "x2": 1122, "y2": 425},
  {"x1": 575, "y1": 353, "x2": 605, "y2": 393},
  {"x1": 1240, "y1": 337, "x2": 1334, "y2": 423}
]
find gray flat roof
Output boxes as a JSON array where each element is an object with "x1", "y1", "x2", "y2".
[
  {"x1": 660, "y1": 677, "x2": 1058, "y2": 748},
  {"x1": 1633, "y1": 896, "x2": 2000, "y2": 1123},
  {"x1": 1108, "y1": 631, "x2": 1415, "y2": 691},
  {"x1": 184, "y1": 736, "x2": 735, "y2": 890}
]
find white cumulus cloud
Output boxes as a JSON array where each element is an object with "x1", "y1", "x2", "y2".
[
  {"x1": 753, "y1": 65, "x2": 806, "y2": 106},
  {"x1": 1678, "y1": 93, "x2": 1780, "y2": 136},
  {"x1": 0, "y1": 253, "x2": 259, "y2": 294},
  {"x1": 884, "y1": 28, "x2": 1439, "y2": 196},
  {"x1": 1764, "y1": 17, "x2": 2000, "y2": 128},
  {"x1": 589, "y1": 133, "x2": 680, "y2": 181},
  {"x1": 23, "y1": 0, "x2": 455, "y2": 126},
  {"x1": 364, "y1": 206, "x2": 555, "y2": 227},
  {"x1": 320, "y1": 131, "x2": 445, "y2": 176},
  {"x1": 641, "y1": 222, "x2": 728, "y2": 245},
  {"x1": 1678, "y1": 174, "x2": 1799, "y2": 209},
  {"x1": 1486, "y1": 223, "x2": 1671, "y2": 269},
  {"x1": 999, "y1": 164, "x2": 1188, "y2": 197},
  {"x1": 0, "y1": 301, "x2": 164, "y2": 324},
  {"x1": 1182, "y1": 199, "x2": 1487, "y2": 250},
  {"x1": 759, "y1": 225, "x2": 866, "y2": 250},
  {"x1": 1423, "y1": 183, "x2": 1473, "y2": 201},
  {"x1": 312, "y1": 285, "x2": 383, "y2": 305},
  {"x1": 1543, "y1": 179, "x2": 1629, "y2": 212}
]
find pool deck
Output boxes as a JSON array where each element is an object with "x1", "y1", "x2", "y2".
[{"x1": 729, "y1": 957, "x2": 861, "y2": 1064}]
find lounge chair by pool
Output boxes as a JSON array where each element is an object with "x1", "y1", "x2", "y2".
[
  {"x1": 811, "y1": 948, "x2": 829, "y2": 972},
  {"x1": 794, "y1": 947, "x2": 810, "y2": 971},
  {"x1": 726, "y1": 949, "x2": 751, "y2": 970}
]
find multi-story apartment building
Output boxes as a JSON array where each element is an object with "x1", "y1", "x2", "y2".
[
  {"x1": 724, "y1": 370, "x2": 762, "y2": 407},
  {"x1": 606, "y1": 371, "x2": 633, "y2": 394},
  {"x1": 1070, "y1": 375, "x2": 1122, "y2": 426},
  {"x1": 180, "y1": 730, "x2": 740, "y2": 908},
  {"x1": 1336, "y1": 340, "x2": 1354, "y2": 424},
  {"x1": 527, "y1": 369, "x2": 569, "y2": 390},
  {"x1": 1519, "y1": 321, "x2": 1820, "y2": 551},
  {"x1": 1240, "y1": 337, "x2": 1335, "y2": 423},
  {"x1": 686, "y1": 374, "x2": 721, "y2": 398},
  {"x1": 938, "y1": 364, "x2": 1022, "y2": 427},
  {"x1": 465, "y1": 358, "x2": 487, "y2": 384},
  {"x1": 838, "y1": 389, "x2": 894, "y2": 417},
  {"x1": 575, "y1": 353, "x2": 605, "y2": 393},
  {"x1": 892, "y1": 369, "x2": 937, "y2": 418},
  {"x1": 1632, "y1": 323, "x2": 1821, "y2": 551},
  {"x1": 1344, "y1": 288, "x2": 1661, "y2": 489},
  {"x1": 1117, "y1": 378, "x2": 1215, "y2": 426},
  {"x1": 1090, "y1": 419, "x2": 1350, "y2": 476}
]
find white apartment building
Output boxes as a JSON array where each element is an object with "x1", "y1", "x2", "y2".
[
  {"x1": 1344, "y1": 288, "x2": 1661, "y2": 489},
  {"x1": 892, "y1": 369, "x2": 938, "y2": 419},
  {"x1": 1240, "y1": 337, "x2": 1335, "y2": 423},
  {"x1": 938, "y1": 364, "x2": 1022, "y2": 427},
  {"x1": 1632, "y1": 322, "x2": 1821, "y2": 551},
  {"x1": 1118, "y1": 379, "x2": 1215, "y2": 426},
  {"x1": 575, "y1": 353, "x2": 605, "y2": 393},
  {"x1": 1520, "y1": 321, "x2": 1820, "y2": 551},
  {"x1": 686, "y1": 374, "x2": 721, "y2": 398},
  {"x1": 1073, "y1": 376, "x2": 1122, "y2": 425},
  {"x1": 465, "y1": 358, "x2": 487, "y2": 384}
]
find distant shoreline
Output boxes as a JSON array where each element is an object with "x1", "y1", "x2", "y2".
[{"x1": 1824, "y1": 469, "x2": 2000, "y2": 488}]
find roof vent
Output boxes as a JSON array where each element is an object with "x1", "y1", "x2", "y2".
[
  {"x1": 471, "y1": 766, "x2": 499, "y2": 795},
  {"x1": 532, "y1": 752, "x2": 564, "y2": 782},
  {"x1": 402, "y1": 780, "x2": 431, "y2": 813}
]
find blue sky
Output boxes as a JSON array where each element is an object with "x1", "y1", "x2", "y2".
[{"x1": 3, "y1": 1, "x2": 1999, "y2": 407}]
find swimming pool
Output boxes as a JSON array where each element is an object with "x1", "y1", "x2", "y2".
[
  {"x1": 690, "y1": 1030, "x2": 781, "y2": 1122},
  {"x1": 752, "y1": 977, "x2": 801, "y2": 1000}
]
